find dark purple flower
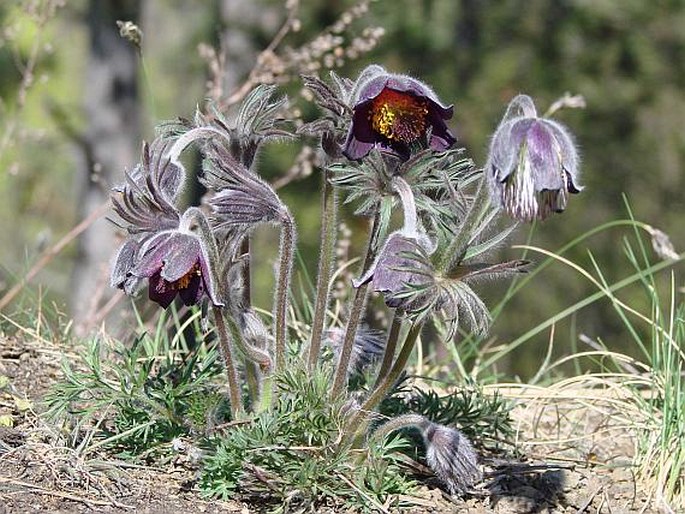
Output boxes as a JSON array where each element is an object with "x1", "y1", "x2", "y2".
[
  {"x1": 486, "y1": 94, "x2": 581, "y2": 222},
  {"x1": 356, "y1": 232, "x2": 433, "y2": 311},
  {"x1": 131, "y1": 228, "x2": 222, "y2": 309},
  {"x1": 343, "y1": 65, "x2": 456, "y2": 160}
]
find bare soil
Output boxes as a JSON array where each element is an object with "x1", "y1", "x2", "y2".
[{"x1": 0, "y1": 335, "x2": 658, "y2": 513}]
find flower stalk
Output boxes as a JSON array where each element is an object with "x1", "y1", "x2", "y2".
[
  {"x1": 212, "y1": 306, "x2": 243, "y2": 419},
  {"x1": 331, "y1": 210, "x2": 383, "y2": 396},
  {"x1": 274, "y1": 210, "x2": 296, "y2": 373},
  {"x1": 438, "y1": 180, "x2": 492, "y2": 273},
  {"x1": 391, "y1": 175, "x2": 418, "y2": 235},
  {"x1": 374, "y1": 309, "x2": 404, "y2": 385},
  {"x1": 345, "y1": 321, "x2": 423, "y2": 439},
  {"x1": 239, "y1": 236, "x2": 262, "y2": 405},
  {"x1": 308, "y1": 169, "x2": 338, "y2": 371}
]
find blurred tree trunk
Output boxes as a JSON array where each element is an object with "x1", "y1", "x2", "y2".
[{"x1": 71, "y1": 0, "x2": 141, "y2": 333}]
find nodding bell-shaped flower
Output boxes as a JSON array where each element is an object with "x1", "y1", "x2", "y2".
[
  {"x1": 486, "y1": 94, "x2": 582, "y2": 222},
  {"x1": 128, "y1": 209, "x2": 223, "y2": 309},
  {"x1": 343, "y1": 65, "x2": 456, "y2": 160},
  {"x1": 355, "y1": 231, "x2": 434, "y2": 311}
]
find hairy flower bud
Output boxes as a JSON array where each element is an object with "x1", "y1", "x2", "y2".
[
  {"x1": 326, "y1": 325, "x2": 385, "y2": 374},
  {"x1": 422, "y1": 421, "x2": 482, "y2": 495},
  {"x1": 373, "y1": 415, "x2": 481, "y2": 495},
  {"x1": 356, "y1": 232, "x2": 433, "y2": 311},
  {"x1": 486, "y1": 94, "x2": 581, "y2": 222}
]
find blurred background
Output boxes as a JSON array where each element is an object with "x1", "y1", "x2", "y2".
[{"x1": 1, "y1": 0, "x2": 683, "y2": 378}]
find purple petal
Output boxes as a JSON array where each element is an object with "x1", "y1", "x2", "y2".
[
  {"x1": 148, "y1": 272, "x2": 177, "y2": 308},
  {"x1": 132, "y1": 232, "x2": 173, "y2": 278},
  {"x1": 178, "y1": 272, "x2": 204, "y2": 306},
  {"x1": 342, "y1": 137, "x2": 376, "y2": 160},
  {"x1": 372, "y1": 233, "x2": 431, "y2": 307},
  {"x1": 160, "y1": 234, "x2": 202, "y2": 282},
  {"x1": 385, "y1": 75, "x2": 454, "y2": 118},
  {"x1": 543, "y1": 118, "x2": 582, "y2": 191},
  {"x1": 355, "y1": 75, "x2": 391, "y2": 103},
  {"x1": 343, "y1": 103, "x2": 380, "y2": 160},
  {"x1": 110, "y1": 238, "x2": 140, "y2": 288},
  {"x1": 133, "y1": 231, "x2": 201, "y2": 283},
  {"x1": 526, "y1": 121, "x2": 563, "y2": 191},
  {"x1": 508, "y1": 118, "x2": 535, "y2": 154},
  {"x1": 427, "y1": 108, "x2": 457, "y2": 151}
]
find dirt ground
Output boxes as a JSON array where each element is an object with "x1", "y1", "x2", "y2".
[{"x1": 0, "y1": 334, "x2": 659, "y2": 513}]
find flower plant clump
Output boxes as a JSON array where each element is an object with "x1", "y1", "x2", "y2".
[{"x1": 109, "y1": 65, "x2": 582, "y2": 503}]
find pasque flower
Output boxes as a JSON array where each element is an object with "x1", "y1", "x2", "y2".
[
  {"x1": 343, "y1": 65, "x2": 456, "y2": 160},
  {"x1": 130, "y1": 209, "x2": 222, "y2": 309},
  {"x1": 486, "y1": 94, "x2": 581, "y2": 222},
  {"x1": 110, "y1": 138, "x2": 223, "y2": 309},
  {"x1": 357, "y1": 232, "x2": 433, "y2": 310}
]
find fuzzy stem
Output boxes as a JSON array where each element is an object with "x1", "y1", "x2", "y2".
[
  {"x1": 239, "y1": 235, "x2": 261, "y2": 406},
  {"x1": 240, "y1": 236, "x2": 252, "y2": 307},
  {"x1": 438, "y1": 180, "x2": 491, "y2": 273},
  {"x1": 166, "y1": 126, "x2": 230, "y2": 166},
  {"x1": 369, "y1": 413, "x2": 430, "y2": 443},
  {"x1": 331, "y1": 211, "x2": 383, "y2": 397},
  {"x1": 363, "y1": 321, "x2": 422, "y2": 414},
  {"x1": 391, "y1": 176, "x2": 418, "y2": 235},
  {"x1": 375, "y1": 309, "x2": 404, "y2": 385},
  {"x1": 344, "y1": 321, "x2": 423, "y2": 441},
  {"x1": 274, "y1": 211, "x2": 296, "y2": 373},
  {"x1": 308, "y1": 169, "x2": 338, "y2": 371},
  {"x1": 212, "y1": 306, "x2": 243, "y2": 419},
  {"x1": 224, "y1": 310, "x2": 271, "y2": 411}
]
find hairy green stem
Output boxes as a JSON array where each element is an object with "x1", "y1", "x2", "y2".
[
  {"x1": 239, "y1": 236, "x2": 261, "y2": 407},
  {"x1": 274, "y1": 211, "x2": 296, "y2": 373},
  {"x1": 224, "y1": 310, "x2": 272, "y2": 411},
  {"x1": 308, "y1": 169, "x2": 338, "y2": 371},
  {"x1": 345, "y1": 321, "x2": 423, "y2": 441},
  {"x1": 212, "y1": 306, "x2": 243, "y2": 419},
  {"x1": 438, "y1": 180, "x2": 491, "y2": 273},
  {"x1": 331, "y1": 211, "x2": 382, "y2": 397},
  {"x1": 167, "y1": 126, "x2": 230, "y2": 166},
  {"x1": 375, "y1": 309, "x2": 404, "y2": 385},
  {"x1": 369, "y1": 413, "x2": 429, "y2": 443},
  {"x1": 391, "y1": 176, "x2": 418, "y2": 235}
]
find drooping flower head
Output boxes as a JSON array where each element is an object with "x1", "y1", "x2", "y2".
[
  {"x1": 373, "y1": 415, "x2": 481, "y2": 496},
  {"x1": 486, "y1": 94, "x2": 582, "y2": 222},
  {"x1": 110, "y1": 137, "x2": 186, "y2": 298},
  {"x1": 356, "y1": 232, "x2": 434, "y2": 311},
  {"x1": 343, "y1": 65, "x2": 456, "y2": 160},
  {"x1": 129, "y1": 208, "x2": 223, "y2": 309},
  {"x1": 422, "y1": 421, "x2": 482, "y2": 495}
]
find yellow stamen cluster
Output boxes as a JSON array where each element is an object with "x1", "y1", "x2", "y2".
[
  {"x1": 369, "y1": 88, "x2": 429, "y2": 144},
  {"x1": 173, "y1": 263, "x2": 201, "y2": 290}
]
